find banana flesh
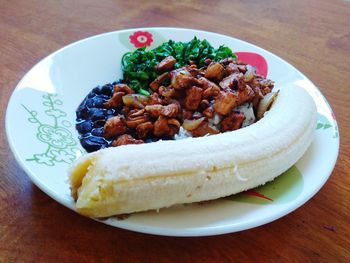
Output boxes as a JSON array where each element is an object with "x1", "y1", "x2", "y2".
[{"x1": 70, "y1": 86, "x2": 317, "y2": 217}]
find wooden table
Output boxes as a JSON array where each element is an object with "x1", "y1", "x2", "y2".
[{"x1": 1, "y1": 0, "x2": 349, "y2": 261}]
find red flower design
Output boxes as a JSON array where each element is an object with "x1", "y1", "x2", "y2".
[
  {"x1": 235, "y1": 52, "x2": 268, "y2": 78},
  {"x1": 129, "y1": 31, "x2": 153, "y2": 48}
]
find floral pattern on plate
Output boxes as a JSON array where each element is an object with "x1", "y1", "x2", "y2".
[{"x1": 22, "y1": 93, "x2": 80, "y2": 166}]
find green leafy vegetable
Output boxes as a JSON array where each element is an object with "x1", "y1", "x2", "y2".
[{"x1": 121, "y1": 37, "x2": 237, "y2": 94}]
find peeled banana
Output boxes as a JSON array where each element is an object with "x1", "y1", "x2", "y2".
[{"x1": 70, "y1": 85, "x2": 317, "y2": 218}]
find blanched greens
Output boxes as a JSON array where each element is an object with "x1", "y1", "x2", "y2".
[{"x1": 121, "y1": 37, "x2": 236, "y2": 95}]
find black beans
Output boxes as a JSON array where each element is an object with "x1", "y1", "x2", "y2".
[
  {"x1": 101, "y1": 84, "x2": 114, "y2": 96},
  {"x1": 85, "y1": 99, "x2": 94, "y2": 108},
  {"x1": 76, "y1": 120, "x2": 93, "y2": 134},
  {"x1": 88, "y1": 92, "x2": 96, "y2": 98},
  {"x1": 107, "y1": 109, "x2": 115, "y2": 115},
  {"x1": 92, "y1": 87, "x2": 102, "y2": 95},
  {"x1": 80, "y1": 136, "x2": 108, "y2": 152},
  {"x1": 92, "y1": 97, "x2": 105, "y2": 107},
  {"x1": 76, "y1": 107, "x2": 89, "y2": 119},
  {"x1": 76, "y1": 83, "x2": 119, "y2": 152},
  {"x1": 91, "y1": 127, "x2": 104, "y2": 137},
  {"x1": 89, "y1": 108, "x2": 107, "y2": 121}
]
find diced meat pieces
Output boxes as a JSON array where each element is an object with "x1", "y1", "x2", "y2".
[
  {"x1": 219, "y1": 57, "x2": 234, "y2": 65},
  {"x1": 199, "y1": 77, "x2": 221, "y2": 99},
  {"x1": 198, "y1": 77, "x2": 220, "y2": 90},
  {"x1": 225, "y1": 63, "x2": 241, "y2": 75},
  {"x1": 170, "y1": 68, "x2": 200, "y2": 90},
  {"x1": 154, "y1": 116, "x2": 180, "y2": 137},
  {"x1": 158, "y1": 86, "x2": 175, "y2": 98},
  {"x1": 185, "y1": 65, "x2": 201, "y2": 77},
  {"x1": 155, "y1": 56, "x2": 176, "y2": 72},
  {"x1": 213, "y1": 91, "x2": 238, "y2": 115},
  {"x1": 237, "y1": 85, "x2": 255, "y2": 106},
  {"x1": 175, "y1": 75, "x2": 199, "y2": 90},
  {"x1": 191, "y1": 121, "x2": 220, "y2": 137},
  {"x1": 103, "y1": 116, "x2": 127, "y2": 138},
  {"x1": 147, "y1": 92, "x2": 162, "y2": 105},
  {"x1": 153, "y1": 116, "x2": 171, "y2": 136},
  {"x1": 198, "y1": 99, "x2": 210, "y2": 111},
  {"x1": 149, "y1": 72, "x2": 170, "y2": 91},
  {"x1": 256, "y1": 77, "x2": 274, "y2": 95},
  {"x1": 182, "y1": 109, "x2": 193, "y2": 120},
  {"x1": 136, "y1": 122, "x2": 154, "y2": 138},
  {"x1": 128, "y1": 108, "x2": 146, "y2": 118},
  {"x1": 219, "y1": 73, "x2": 241, "y2": 90},
  {"x1": 126, "y1": 109, "x2": 149, "y2": 128},
  {"x1": 104, "y1": 82, "x2": 136, "y2": 109},
  {"x1": 167, "y1": 118, "x2": 181, "y2": 130},
  {"x1": 161, "y1": 103, "x2": 180, "y2": 118},
  {"x1": 184, "y1": 86, "x2": 202, "y2": 111},
  {"x1": 104, "y1": 91, "x2": 124, "y2": 108},
  {"x1": 205, "y1": 62, "x2": 225, "y2": 81},
  {"x1": 145, "y1": 104, "x2": 164, "y2": 118},
  {"x1": 202, "y1": 86, "x2": 220, "y2": 99},
  {"x1": 126, "y1": 117, "x2": 148, "y2": 129},
  {"x1": 112, "y1": 134, "x2": 143, "y2": 146},
  {"x1": 114, "y1": 84, "x2": 134, "y2": 94},
  {"x1": 221, "y1": 112, "x2": 245, "y2": 132}
]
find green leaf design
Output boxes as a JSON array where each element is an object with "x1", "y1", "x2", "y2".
[
  {"x1": 28, "y1": 153, "x2": 55, "y2": 166},
  {"x1": 54, "y1": 99, "x2": 63, "y2": 105},
  {"x1": 28, "y1": 117, "x2": 39, "y2": 123},
  {"x1": 23, "y1": 93, "x2": 79, "y2": 167},
  {"x1": 50, "y1": 149, "x2": 76, "y2": 164},
  {"x1": 316, "y1": 113, "x2": 332, "y2": 130},
  {"x1": 61, "y1": 120, "x2": 72, "y2": 127},
  {"x1": 45, "y1": 109, "x2": 67, "y2": 118}
]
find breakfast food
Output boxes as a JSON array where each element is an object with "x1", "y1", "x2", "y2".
[{"x1": 70, "y1": 38, "x2": 317, "y2": 218}]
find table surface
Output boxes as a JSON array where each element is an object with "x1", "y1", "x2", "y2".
[{"x1": 1, "y1": 0, "x2": 349, "y2": 262}]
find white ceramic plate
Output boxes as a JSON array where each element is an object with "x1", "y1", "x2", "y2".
[{"x1": 6, "y1": 28, "x2": 339, "y2": 236}]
